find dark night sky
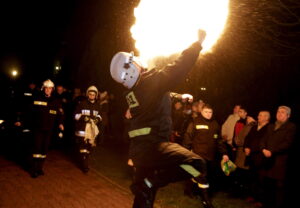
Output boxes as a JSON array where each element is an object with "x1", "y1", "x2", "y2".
[
  {"x1": 0, "y1": 0, "x2": 77, "y2": 81},
  {"x1": 0, "y1": 0, "x2": 299, "y2": 122}
]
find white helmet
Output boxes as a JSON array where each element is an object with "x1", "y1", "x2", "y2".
[
  {"x1": 110, "y1": 52, "x2": 141, "y2": 89},
  {"x1": 86, "y1": 85, "x2": 98, "y2": 97},
  {"x1": 42, "y1": 79, "x2": 55, "y2": 90}
]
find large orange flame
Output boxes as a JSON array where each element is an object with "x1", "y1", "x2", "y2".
[{"x1": 131, "y1": 0, "x2": 229, "y2": 67}]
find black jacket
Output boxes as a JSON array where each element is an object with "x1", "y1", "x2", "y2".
[
  {"x1": 260, "y1": 121, "x2": 296, "y2": 179},
  {"x1": 74, "y1": 99, "x2": 102, "y2": 132},
  {"x1": 126, "y1": 42, "x2": 202, "y2": 140},
  {"x1": 183, "y1": 115, "x2": 227, "y2": 161},
  {"x1": 31, "y1": 93, "x2": 64, "y2": 131}
]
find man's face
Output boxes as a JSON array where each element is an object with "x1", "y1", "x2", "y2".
[
  {"x1": 44, "y1": 87, "x2": 53, "y2": 96},
  {"x1": 257, "y1": 111, "x2": 270, "y2": 124},
  {"x1": 201, "y1": 107, "x2": 213, "y2": 120},
  {"x1": 192, "y1": 104, "x2": 198, "y2": 112},
  {"x1": 174, "y1": 102, "x2": 182, "y2": 110},
  {"x1": 276, "y1": 108, "x2": 289, "y2": 123},
  {"x1": 74, "y1": 88, "x2": 81, "y2": 97},
  {"x1": 233, "y1": 105, "x2": 241, "y2": 114},
  {"x1": 197, "y1": 101, "x2": 205, "y2": 112},
  {"x1": 29, "y1": 83, "x2": 36, "y2": 90},
  {"x1": 56, "y1": 86, "x2": 64, "y2": 95},
  {"x1": 88, "y1": 92, "x2": 96, "y2": 101},
  {"x1": 238, "y1": 109, "x2": 247, "y2": 119}
]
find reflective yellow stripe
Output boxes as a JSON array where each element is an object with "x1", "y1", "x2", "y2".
[
  {"x1": 33, "y1": 154, "x2": 42, "y2": 158},
  {"x1": 32, "y1": 154, "x2": 46, "y2": 158},
  {"x1": 75, "y1": 131, "x2": 86, "y2": 137},
  {"x1": 191, "y1": 178, "x2": 209, "y2": 188},
  {"x1": 34, "y1": 101, "x2": 47, "y2": 106},
  {"x1": 49, "y1": 110, "x2": 57, "y2": 114},
  {"x1": 80, "y1": 149, "x2": 90, "y2": 153},
  {"x1": 195, "y1": 125, "x2": 209, "y2": 130},
  {"x1": 180, "y1": 164, "x2": 201, "y2": 177},
  {"x1": 128, "y1": 127, "x2": 151, "y2": 138},
  {"x1": 24, "y1": 93, "x2": 32, "y2": 96}
]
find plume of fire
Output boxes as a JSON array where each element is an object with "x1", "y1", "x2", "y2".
[{"x1": 130, "y1": 0, "x2": 229, "y2": 67}]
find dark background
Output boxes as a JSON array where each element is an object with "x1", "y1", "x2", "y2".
[{"x1": 0, "y1": 0, "x2": 299, "y2": 123}]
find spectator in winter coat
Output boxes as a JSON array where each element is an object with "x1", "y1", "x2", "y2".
[
  {"x1": 183, "y1": 104, "x2": 229, "y2": 193},
  {"x1": 244, "y1": 110, "x2": 270, "y2": 207},
  {"x1": 260, "y1": 106, "x2": 296, "y2": 208}
]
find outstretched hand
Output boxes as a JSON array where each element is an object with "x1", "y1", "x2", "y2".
[
  {"x1": 198, "y1": 29, "x2": 206, "y2": 45},
  {"x1": 181, "y1": 94, "x2": 193, "y2": 103}
]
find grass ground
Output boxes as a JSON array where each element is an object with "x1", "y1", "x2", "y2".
[{"x1": 90, "y1": 141, "x2": 256, "y2": 208}]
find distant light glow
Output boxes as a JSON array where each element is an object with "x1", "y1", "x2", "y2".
[
  {"x1": 131, "y1": 0, "x2": 229, "y2": 65},
  {"x1": 11, "y1": 70, "x2": 18, "y2": 77},
  {"x1": 54, "y1": 65, "x2": 61, "y2": 75}
]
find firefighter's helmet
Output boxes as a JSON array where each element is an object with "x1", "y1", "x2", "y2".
[
  {"x1": 86, "y1": 85, "x2": 98, "y2": 97},
  {"x1": 110, "y1": 52, "x2": 142, "y2": 89},
  {"x1": 41, "y1": 79, "x2": 55, "y2": 90}
]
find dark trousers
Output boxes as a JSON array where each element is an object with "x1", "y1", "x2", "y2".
[
  {"x1": 262, "y1": 177, "x2": 286, "y2": 208},
  {"x1": 130, "y1": 137, "x2": 211, "y2": 208},
  {"x1": 75, "y1": 136, "x2": 92, "y2": 171},
  {"x1": 31, "y1": 130, "x2": 53, "y2": 173},
  {"x1": 33, "y1": 130, "x2": 52, "y2": 155}
]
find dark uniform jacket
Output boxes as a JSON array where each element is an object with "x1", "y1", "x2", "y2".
[
  {"x1": 74, "y1": 99, "x2": 102, "y2": 132},
  {"x1": 183, "y1": 115, "x2": 227, "y2": 161},
  {"x1": 244, "y1": 123, "x2": 269, "y2": 168},
  {"x1": 260, "y1": 121, "x2": 296, "y2": 180},
  {"x1": 126, "y1": 42, "x2": 201, "y2": 140},
  {"x1": 125, "y1": 42, "x2": 202, "y2": 163},
  {"x1": 31, "y1": 93, "x2": 64, "y2": 131}
]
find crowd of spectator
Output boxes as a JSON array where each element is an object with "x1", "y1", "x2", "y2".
[
  {"x1": 169, "y1": 96, "x2": 296, "y2": 208},
  {"x1": 0, "y1": 80, "x2": 297, "y2": 208}
]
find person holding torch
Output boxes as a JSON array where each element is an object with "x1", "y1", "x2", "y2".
[{"x1": 110, "y1": 29, "x2": 214, "y2": 208}]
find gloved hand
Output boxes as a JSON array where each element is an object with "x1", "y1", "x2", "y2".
[
  {"x1": 94, "y1": 117, "x2": 100, "y2": 125},
  {"x1": 84, "y1": 116, "x2": 91, "y2": 123},
  {"x1": 198, "y1": 29, "x2": 206, "y2": 45},
  {"x1": 181, "y1": 94, "x2": 193, "y2": 103}
]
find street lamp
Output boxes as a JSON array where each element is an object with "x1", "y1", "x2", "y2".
[
  {"x1": 54, "y1": 64, "x2": 61, "y2": 75},
  {"x1": 11, "y1": 70, "x2": 18, "y2": 77}
]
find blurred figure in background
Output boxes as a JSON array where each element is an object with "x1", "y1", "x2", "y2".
[
  {"x1": 221, "y1": 105, "x2": 241, "y2": 152},
  {"x1": 74, "y1": 86, "x2": 102, "y2": 173},
  {"x1": 170, "y1": 93, "x2": 193, "y2": 144},
  {"x1": 30, "y1": 79, "x2": 64, "y2": 178},
  {"x1": 52, "y1": 84, "x2": 70, "y2": 149},
  {"x1": 231, "y1": 110, "x2": 255, "y2": 197},
  {"x1": 99, "y1": 91, "x2": 109, "y2": 144}
]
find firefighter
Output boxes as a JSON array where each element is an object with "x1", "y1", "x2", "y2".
[
  {"x1": 74, "y1": 86, "x2": 102, "y2": 173},
  {"x1": 183, "y1": 104, "x2": 229, "y2": 195},
  {"x1": 30, "y1": 79, "x2": 64, "y2": 178},
  {"x1": 110, "y1": 29, "x2": 214, "y2": 208}
]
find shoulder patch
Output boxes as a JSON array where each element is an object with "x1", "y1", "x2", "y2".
[{"x1": 126, "y1": 91, "x2": 139, "y2": 108}]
